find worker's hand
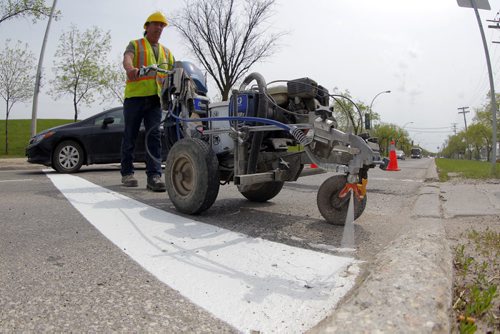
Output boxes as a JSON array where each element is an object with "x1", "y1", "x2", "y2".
[{"x1": 126, "y1": 68, "x2": 139, "y2": 81}]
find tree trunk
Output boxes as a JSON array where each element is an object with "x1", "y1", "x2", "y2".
[
  {"x1": 4, "y1": 102, "x2": 9, "y2": 155},
  {"x1": 222, "y1": 86, "x2": 230, "y2": 101},
  {"x1": 73, "y1": 99, "x2": 78, "y2": 122}
]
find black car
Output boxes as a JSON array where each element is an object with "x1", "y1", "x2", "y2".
[{"x1": 26, "y1": 107, "x2": 167, "y2": 173}]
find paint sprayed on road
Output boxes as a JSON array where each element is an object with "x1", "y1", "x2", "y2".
[{"x1": 46, "y1": 172, "x2": 359, "y2": 333}]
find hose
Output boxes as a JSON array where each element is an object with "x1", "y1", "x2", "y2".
[
  {"x1": 166, "y1": 113, "x2": 308, "y2": 144},
  {"x1": 238, "y1": 73, "x2": 268, "y2": 174}
]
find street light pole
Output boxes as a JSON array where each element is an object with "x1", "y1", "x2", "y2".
[
  {"x1": 401, "y1": 121, "x2": 414, "y2": 152},
  {"x1": 368, "y1": 90, "x2": 391, "y2": 129},
  {"x1": 457, "y1": 0, "x2": 497, "y2": 173},
  {"x1": 31, "y1": 0, "x2": 58, "y2": 137}
]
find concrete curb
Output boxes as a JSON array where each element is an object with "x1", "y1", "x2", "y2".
[
  {"x1": 309, "y1": 159, "x2": 453, "y2": 333},
  {"x1": 424, "y1": 158, "x2": 440, "y2": 182},
  {"x1": 0, "y1": 158, "x2": 44, "y2": 171}
]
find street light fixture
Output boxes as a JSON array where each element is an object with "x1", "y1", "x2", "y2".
[
  {"x1": 402, "y1": 121, "x2": 414, "y2": 129},
  {"x1": 367, "y1": 90, "x2": 391, "y2": 130}
]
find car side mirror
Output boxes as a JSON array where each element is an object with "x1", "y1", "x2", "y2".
[{"x1": 102, "y1": 117, "x2": 115, "y2": 129}]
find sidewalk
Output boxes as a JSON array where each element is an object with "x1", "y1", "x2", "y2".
[{"x1": 310, "y1": 160, "x2": 500, "y2": 333}]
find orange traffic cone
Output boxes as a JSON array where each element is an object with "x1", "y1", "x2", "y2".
[{"x1": 386, "y1": 140, "x2": 400, "y2": 171}]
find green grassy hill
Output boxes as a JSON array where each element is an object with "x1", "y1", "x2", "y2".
[{"x1": 0, "y1": 119, "x2": 73, "y2": 158}]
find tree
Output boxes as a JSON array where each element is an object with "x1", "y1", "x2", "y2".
[
  {"x1": 331, "y1": 88, "x2": 369, "y2": 135},
  {"x1": 50, "y1": 25, "x2": 111, "y2": 121},
  {"x1": 100, "y1": 58, "x2": 126, "y2": 106},
  {"x1": 173, "y1": 0, "x2": 285, "y2": 100},
  {"x1": 0, "y1": 0, "x2": 59, "y2": 25},
  {"x1": 467, "y1": 123, "x2": 492, "y2": 160},
  {"x1": 0, "y1": 40, "x2": 35, "y2": 154},
  {"x1": 441, "y1": 133, "x2": 467, "y2": 159},
  {"x1": 371, "y1": 123, "x2": 401, "y2": 156}
]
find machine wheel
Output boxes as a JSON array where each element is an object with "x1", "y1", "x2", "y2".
[
  {"x1": 317, "y1": 175, "x2": 367, "y2": 226},
  {"x1": 165, "y1": 138, "x2": 220, "y2": 214},
  {"x1": 238, "y1": 181, "x2": 284, "y2": 202},
  {"x1": 52, "y1": 140, "x2": 84, "y2": 173}
]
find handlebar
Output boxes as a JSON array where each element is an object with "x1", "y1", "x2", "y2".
[{"x1": 138, "y1": 63, "x2": 173, "y2": 77}]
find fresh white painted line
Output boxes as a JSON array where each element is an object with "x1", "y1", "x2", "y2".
[{"x1": 46, "y1": 172, "x2": 358, "y2": 333}]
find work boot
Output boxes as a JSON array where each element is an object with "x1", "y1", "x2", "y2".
[
  {"x1": 121, "y1": 174, "x2": 138, "y2": 187},
  {"x1": 147, "y1": 174, "x2": 166, "y2": 192}
]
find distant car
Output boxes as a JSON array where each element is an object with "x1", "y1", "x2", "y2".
[
  {"x1": 26, "y1": 107, "x2": 167, "y2": 173},
  {"x1": 396, "y1": 150, "x2": 406, "y2": 160}
]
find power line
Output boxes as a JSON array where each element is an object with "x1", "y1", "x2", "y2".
[{"x1": 407, "y1": 126, "x2": 453, "y2": 130}]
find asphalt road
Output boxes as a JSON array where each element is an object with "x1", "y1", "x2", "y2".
[{"x1": 0, "y1": 157, "x2": 434, "y2": 332}]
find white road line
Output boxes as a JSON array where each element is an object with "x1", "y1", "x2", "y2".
[
  {"x1": 370, "y1": 177, "x2": 424, "y2": 183},
  {"x1": 46, "y1": 173, "x2": 358, "y2": 333},
  {"x1": 0, "y1": 178, "x2": 33, "y2": 183}
]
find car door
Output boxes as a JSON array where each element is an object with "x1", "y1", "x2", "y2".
[{"x1": 85, "y1": 108, "x2": 125, "y2": 163}]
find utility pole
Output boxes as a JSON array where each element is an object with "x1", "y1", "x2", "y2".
[
  {"x1": 458, "y1": 106, "x2": 470, "y2": 159},
  {"x1": 458, "y1": 107, "x2": 470, "y2": 131}
]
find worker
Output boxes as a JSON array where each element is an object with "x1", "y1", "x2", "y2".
[{"x1": 120, "y1": 11, "x2": 175, "y2": 191}]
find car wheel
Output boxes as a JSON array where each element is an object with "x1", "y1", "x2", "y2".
[{"x1": 52, "y1": 140, "x2": 84, "y2": 173}]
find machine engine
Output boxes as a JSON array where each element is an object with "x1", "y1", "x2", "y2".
[{"x1": 156, "y1": 61, "x2": 382, "y2": 224}]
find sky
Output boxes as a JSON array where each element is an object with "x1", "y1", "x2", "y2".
[{"x1": 1, "y1": 0, "x2": 500, "y2": 152}]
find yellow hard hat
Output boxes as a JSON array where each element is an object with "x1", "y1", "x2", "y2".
[{"x1": 144, "y1": 11, "x2": 168, "y2": 29}]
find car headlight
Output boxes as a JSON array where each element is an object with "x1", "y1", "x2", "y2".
[{"x1": 31, "y1": 131, "x2": 55, "y2": 144}]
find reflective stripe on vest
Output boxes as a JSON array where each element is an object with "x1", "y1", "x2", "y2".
[{"x1": 124, "y1": 38, "x2": 174, "y2": 99}]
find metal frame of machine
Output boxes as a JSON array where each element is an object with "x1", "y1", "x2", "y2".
[{"x1": 142, "y1": 61, "x2": 385, "y2": 225}]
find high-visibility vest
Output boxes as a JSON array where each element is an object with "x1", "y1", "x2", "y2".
[{"x1": 124, "y1": 38, "x2": 174, "y2": 99}]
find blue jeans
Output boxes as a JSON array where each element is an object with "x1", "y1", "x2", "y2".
[{"x1": 121, "y1": 95, "x2": 162, "y2": 177}]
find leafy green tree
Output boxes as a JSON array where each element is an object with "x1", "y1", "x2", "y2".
[
  {"x1": 100, "y1": 58, "x2": 126, "y2": 105},
  {"x1": 371, "y1": 123, "x2": 399, "y2": 156},
  {"x1": 0, "y1": 0, "x2": 60, "y2": 24},
  {"x1": 331, "y1": 88, "x2": 369, "y2": 135},
  {"x1": 467, "y1": 123, "x2": 492, "y2": 160},
  {"x1": 173, "y1": 0, "x2": 285, "y2": 100},
  {"x1": 442, "y1": 133, "x2": 466, "y2": 159},
  {"x1": 390, "y1": 125, "x2": 411, "y2": 152},
  {"x1": 50, "y1": 25, "x2": 111, "y2": 121},
  {"x1": 0, "y1": 39, "x2": 35, "y2": 154}
]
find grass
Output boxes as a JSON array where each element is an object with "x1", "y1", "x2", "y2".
[
  {"x1": 452, "y1": 228, "x2": 499, "y2": 333},
  {"x1": 0, "y1": 119, "x2": 72, "y2": 158},
  {"x1": 435, "y1": 158, "x2": 500, "y2": 181}
]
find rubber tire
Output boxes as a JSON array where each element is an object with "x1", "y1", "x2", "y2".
[
  {"x1": 52, "y1": 140, "x2": 84, "y2": 173},
  {"x1": 165, "y1": 138, "x2": 220, "y2": 214},
  {"x1": 238, "y1": 181, "x2": 284, "y2": 202},
  {"x1": 317, "y1": 175, "x2": 367, "y2": 226}
]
